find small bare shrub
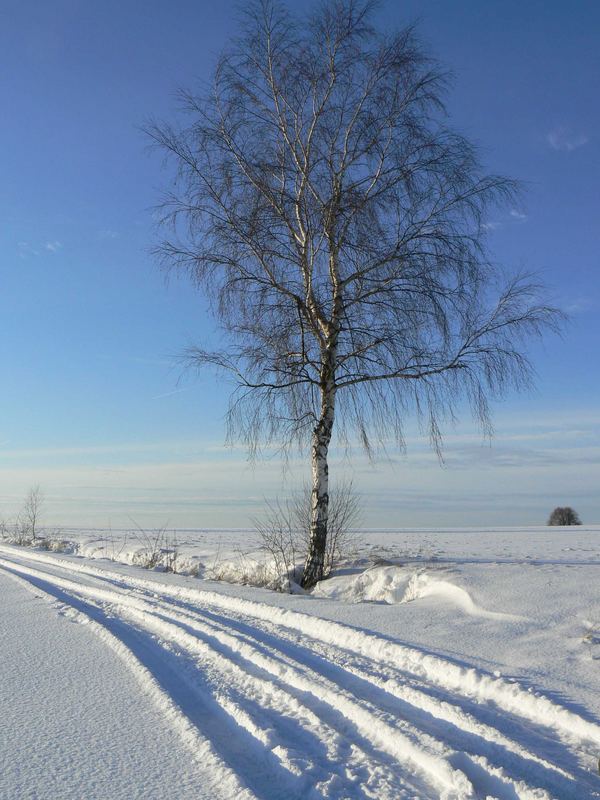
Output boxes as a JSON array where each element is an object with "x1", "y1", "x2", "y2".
[
  {"x1": 14, "y1": 518, "x2": 33, "y2": 546},
  {"x1": 254, "y1": 501, "x2": 302, "y2": 592},
  {"x1": 163, "y1": 530, "x2": 179, "y2": 573},
  {"x1": 19, "y1": 485, "x2": 44, "y2": 543},
  {"x1": 101, "y1": 529, "x2": 129, "y2": 562},
  {"x1": 254, "y1": 481, "x2": 361, "y2": 592},
  {"x1": 129, "y1": 521, "x2": 180, "y2": 571}
]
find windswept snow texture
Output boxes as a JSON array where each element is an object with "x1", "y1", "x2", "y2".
[
  {"x1": 1, "y1": 533, "x2": 599, "y2": 800},
  {"x1": 0, "y1": 568, "x2": 203, "y2": 800}
]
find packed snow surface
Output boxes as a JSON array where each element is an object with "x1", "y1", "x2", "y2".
[{"x1": 1, "y1": 526, "x2": 599, "y2": 799}]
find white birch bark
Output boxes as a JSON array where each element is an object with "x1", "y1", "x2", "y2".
[{"x1": 302, "y1": 350, "x2": 336, "y2": 588}]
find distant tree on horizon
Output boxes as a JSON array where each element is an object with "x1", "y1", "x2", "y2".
[
  {"x1": 547, "y1": 507, "x2": 582, "y2": 526},
  {"x1": 148, "y1": 0, "x2": 561, "y2": 588}
]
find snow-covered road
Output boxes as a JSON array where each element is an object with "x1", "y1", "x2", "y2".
[{"x1": 1, "y1": 543, "x2": 599, "y2": 800}]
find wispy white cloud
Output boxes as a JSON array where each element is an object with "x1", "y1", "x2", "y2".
[
  {"x1": 483, "y1": 210, "x2": 527, "y2": 231},
  {"x1": 17, "y1": 241, "x2": 39, "y2": 258},
  {"x1": 1, "y1": 412, "x2": 597, "y2": 527},
  {"x1": 547, "y1": 127, "x2": 589, "y2": 152},
  {"x1": 1, "y1": 434, "x2": 597, "y2": 527},
  {"x1": 17, "y1": 240, "x2": 62, "y2": 257},
  {"x1": 96, "y1": 354, "x2": 174, "y2": 368},
  {"x1": 98, "y1": 229, "x2": 119, "y2": 240},
  {"x1": 565, "y1": 296, "x2": 596, "y2": 314},
  {"x1": 0, "y1": 439, "x2": 211, "y2": 460},
  {"x1": 150, "y1": 388, "x2": 190, "y2": 400},
  {"x1": 509, "y1": 209, "x2": 527, "y2": 222}
]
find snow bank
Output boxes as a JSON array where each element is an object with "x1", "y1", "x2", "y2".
[{"x1": 315, "y1": 564, "x2": 524, "y2": 620}]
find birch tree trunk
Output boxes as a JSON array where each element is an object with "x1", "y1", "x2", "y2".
[{"x1": 302, "y1": 353, "x2": 336, "y2": 589}]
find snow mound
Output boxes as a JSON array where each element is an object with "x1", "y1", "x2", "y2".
[
  {"x1": 401, "y1": 570, "x2": 523, "y2": 620},
  {"x1": 314, "y1": 564, "x2": 414, "y2": 603},
  {"x1": 315, "y1": 565, "x2": 521, "y2": 619}
]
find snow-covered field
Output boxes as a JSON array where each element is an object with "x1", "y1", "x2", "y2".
[{"x1": 1, "y1": 527, "x2": 599, "y2": 799}]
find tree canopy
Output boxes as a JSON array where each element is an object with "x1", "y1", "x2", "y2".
[{"x1": 148, "y1": 0, "x2": 561, "y2": 586}]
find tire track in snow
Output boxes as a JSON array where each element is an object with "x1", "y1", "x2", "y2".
[
  {"x1": 0, "y1": 564, "x2": 255, "y2": 800},
  {"x1": 170, "y1": 603, "x2": 583, "y2": 795},
  {"x1": 0, "y1": 563, "x2": 362, "y2": 800},
  {"x1": 0, "y1": 555, "x2": 464, "y2": 799},
  {"x1": 1, "y1": 546, "x2": 599, "y2": 799},
  {"x1": 187, "y1": 604, "x2": 589, "y2": 785},
  {"x1": 122, "y1": 586, "x2": 600, "y2": 798},
  {"x1": 26, "y1": 547, "x2": 600, "y2": 754}
]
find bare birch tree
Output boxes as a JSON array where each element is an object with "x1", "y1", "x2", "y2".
[{"x1": 148, "y1": 0, "x2": 560, "y2": 588}]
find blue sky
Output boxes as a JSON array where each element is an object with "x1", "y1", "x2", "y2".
[{"x1": 1, "y1": 0, "x2": 598, "y2": 528}]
